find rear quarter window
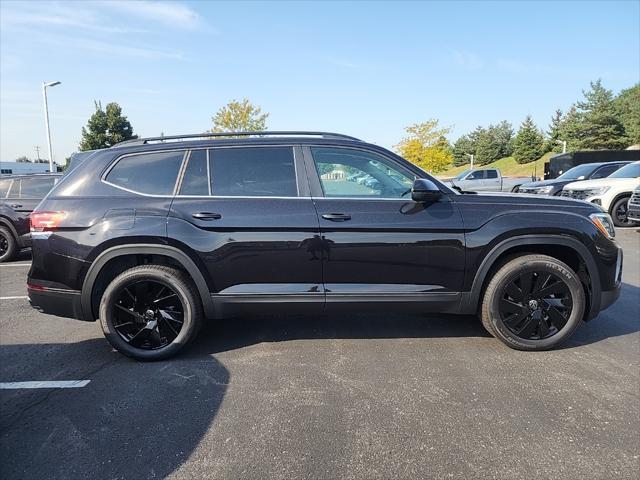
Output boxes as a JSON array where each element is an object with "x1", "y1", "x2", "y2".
[{"x1": 106, "y1": 151, "x2": 185, "y2": 195}]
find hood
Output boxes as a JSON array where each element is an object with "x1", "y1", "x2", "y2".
[
  {"x1": 563, "y1": 177, "x2": 638, "y2": 190},
  {"x1": 462, "y1": 191, "x2": 598, "y2": 209},
  {"x1": 519, "y1": 178, "x2": 571, "y2": 189}
]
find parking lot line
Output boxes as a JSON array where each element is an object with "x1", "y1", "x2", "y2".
[
  {"x1": 0, "y1": 263, "x2": 32, "y2": 267},
  {"x1": 0, "y1": 380, "x2": 90, "y2": 389},
  {"x1": 0, "y1": 296, "x2": 28, "y2": 300}
]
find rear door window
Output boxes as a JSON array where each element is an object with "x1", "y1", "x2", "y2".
[
  {"x1": 106, "y1": 151, "x2": 185, "y2": 195},
  {"x1": 591, "y1": 164, "x2": 622, "y2": 179},
  {"x1": 486, "y1": 170, "x2": 498, "y2": 179},
  {"x1": 209, "y1": 147, "x2": 297, "y2": 197},
  {"x1": 19, "y1": 177, "x2": 57, "y2": 198}
]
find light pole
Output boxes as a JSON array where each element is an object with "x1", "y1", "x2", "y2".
[
  {"x1": 42, "y1": 81, "x2": 61, "y2": 172},
  {"x1": 466, "y1": 153, "x2": 474, "y2": 169},
  {"x1": 556, "y1": 139, "x2": 567, "y2": 154}
]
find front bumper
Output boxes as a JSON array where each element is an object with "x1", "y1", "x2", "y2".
[{"x1": 27, "y1": 285, "x2": 87, "y2": 321}]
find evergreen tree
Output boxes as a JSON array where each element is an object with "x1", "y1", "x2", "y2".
[
  {"x1": 574, "y1": 79, "x2": 627, "y2": 150},
  {"x1": 475, "y1": 129, "x2": 501, "y2": 165},
  {"x1": 492, "y1": 120, "x2": 514, "y2": 157},
  {"x1": 513, "y1": 115, "x2": 545, "y2": 164},
  {"x1": 452, "y1": 134, "x2": 474, "y2": 166},
  {"x1": 545, "y1": 109, "x2": 564, "y2": 152},
  {"x1": 79, "y1": 101, "x2": 136, "y2": 150},
  {"x1": 614, "y1": 84, "x2": 640, "y2": 145}
]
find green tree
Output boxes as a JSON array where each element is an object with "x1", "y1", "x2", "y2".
[
  {"x1": 474, "y1": 129, "x2": 501, "y2": 165},
  {"x1": 545, "y1": 108, "x2": 564, "y2": 152},
  {"x1": 395, "y1": 119, "x2": 453, "y2": 173},
  {"x1": 574, "y1": 79, "x2": 627, "y2": 150},
  {"x1": 211, "y1": 98, "x2": 269, "y2": 133},
  {"x1": 79, "y1": 101, "x2": 136, "y2": 150},
  {"x1": 513, "y1": 115, "x2": 545, "y2": 164},
  {"x1": 615, "y1": 84, "x2": 640, "y2": 145}
]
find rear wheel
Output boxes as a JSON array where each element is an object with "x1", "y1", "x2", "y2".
[
  {"x1": 481, "y1": 254, "x2": 585, "y2": 350},
  {"x1": 99, "y1": 265, "x2": 202, "y2": 360},
  {"x1": 0, "y1": 227, "x2": 17, "y2": 263},
  {"x1": 610, "y1": 196, "x2": 633, "y2": 227}
]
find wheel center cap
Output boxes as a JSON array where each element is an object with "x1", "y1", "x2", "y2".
[
  {"x1": 528, "y1": 299, "x2": 539, "y2": 310},
  {"x1": 144, "y1": 309, "x2": 155, "y2": 319}
]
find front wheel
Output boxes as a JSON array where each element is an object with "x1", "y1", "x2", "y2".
[
  {"x1": 480, "y1": 254, "x2": 585, "y2": 351},
  {"x1": 99, "y1": 265, "x2": 203, "y2": 361},
  {"x1": 610, "y1": 196, "x2": 633, "y2": 227}
]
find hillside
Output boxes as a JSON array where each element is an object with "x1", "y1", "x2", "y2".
[{"x1": 436, "y1": 152, "x2": 554, "y2": 179}]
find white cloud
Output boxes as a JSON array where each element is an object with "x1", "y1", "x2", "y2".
[
  {"x1": 452, "y1": 50, "x2": 483, "y2": 70},
  {"x1": 98, "y1": 1, "x2": 202, "y2": 30}
]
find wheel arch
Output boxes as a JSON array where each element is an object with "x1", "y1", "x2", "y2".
[
  {"x1": 608, "y1": 191, "x2": 632, "y2": 214},
  {"x1": 461, "y1": 235, "x2": 601, "y2": 319},
  {"x1": 81, "y1": 244, "x2": 214, "y2": 321}
]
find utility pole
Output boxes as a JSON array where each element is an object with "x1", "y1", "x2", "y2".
[
  {"x1": 34, "y1": 146, "x2": 41, "y2": 162},
  {"x1": 466, "y1": 153, "x2": 474, "y2": 169},
  {"x1": 42, "y1": 81, "x2": 61, "y2": 172},
  {"x1": 556, "y1": 140, "x2": 567, "y2": 154}
]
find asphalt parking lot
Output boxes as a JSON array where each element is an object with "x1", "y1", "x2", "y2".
[{"x1": 0, "y1": 230, "x2": 638, "y2": 480}]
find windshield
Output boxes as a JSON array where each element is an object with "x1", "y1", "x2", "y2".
[
  {"x1": 608, "y1": 162, "x2": 640, "y2": 178},
  {"x1": 454, "y1": 169, "x2": 472, "y2": 180},
  {"x1": 557, "y1": 163, "x2": 597, "y2": 180}
]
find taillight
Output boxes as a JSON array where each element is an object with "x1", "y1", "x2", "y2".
[{"x1": 30, "y1": 211, "x2": 67, "y2": 232}]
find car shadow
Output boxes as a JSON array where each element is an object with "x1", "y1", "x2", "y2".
[
  {"x1": 562, "y1": 282, "x2": 640, "y2": 348},
  {"x1": 0, "y1": 338, "x2": 229, "y2": 480},
  {"x1": 187, "y1": 283, "x2": 640, "y2": 356},
  {"x1": 186, "y1": 310, "x2": 492, "y2": 357}
]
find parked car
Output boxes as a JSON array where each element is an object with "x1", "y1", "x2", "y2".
[
  {"x1": 561, "y1": 161, "x2": 640, "y2": 227},
  {"x1": 518, "y1": 161, "x2": 630, "y2": 196},
  {"x1": 0, "y1": 173, "x2": 61, "y2": 262},
  {"x1": 627, "y1": 185, "x2": 640, "y2": 224},
  {"x1": 444, "y1": 168, "x2": 532, "y2": 192},
  {"x1": 28, "y1": 131, "x2": 622, "y2": 360}
]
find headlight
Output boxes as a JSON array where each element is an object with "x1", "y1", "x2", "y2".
[
  {"x1": 535, "y1": 185, "x2": 555, "y2": 194},
  {"x1": 589, "y1": 212, "x2": 615, "y2": 239},
  {"x1": 584, "y1": 187, "x2": 610, "y2": 196}
]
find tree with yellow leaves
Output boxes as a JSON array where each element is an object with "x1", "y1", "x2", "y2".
[{"x1": 395, "y1": 120, "x2": 453, "y2": 173}]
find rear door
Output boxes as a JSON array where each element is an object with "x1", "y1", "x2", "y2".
[
  {"x1": 168, "y1": 145, "x2": 323, "y2": 315},
  {"x1": 304, "y1": 145, "x2": 465, "y2": 310}
]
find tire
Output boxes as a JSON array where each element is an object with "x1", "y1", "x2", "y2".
[
  {"x1": 0, "y1": 226, "x2": 17, "y2": 263},
  {"x1": 99, "y1": 265, "x2": 203, "y2": 361},
  {"x1": 610, "y1": 196, "x2": 633, "y2": 227},
  {"x1": 480, "y1": 254, "x2": 585, "y2": 351}
]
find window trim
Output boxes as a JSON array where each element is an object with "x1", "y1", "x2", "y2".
[{"x1": 304, "y1": 145, "x2": 423, "y2": 201}]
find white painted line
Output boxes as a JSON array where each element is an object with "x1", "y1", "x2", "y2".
[
  {"x1": 0, "y1": 380, "x2": 90, "y2": 389},
  {"x1": 0, "y1": 296, "x2": 28, "y2": 300},
  {"x1": 0, "y1": 263, "x2": 31, "y2": 267}
]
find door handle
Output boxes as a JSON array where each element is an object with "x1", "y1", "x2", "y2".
[
  {"x1": 322, "y1": 213, "x2": 351, "y2": 222},
  {"x1": 192, "y1": 212, "x2": 222, "y2": 220},
  {"x1": 10, "y1": 204, "x2": 22, "y2": 208}
]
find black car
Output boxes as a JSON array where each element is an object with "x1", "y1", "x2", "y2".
[
  {"x1": 0, "y1": 173, "x2": 61, "y2": 262},
  {"x1": 518, "y1": 161, "x2": 630, "y2": 196},
  {"x1": 27, "y1": 132, "x2": 623, "y2": 360}
]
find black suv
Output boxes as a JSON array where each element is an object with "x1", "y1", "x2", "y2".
[
  {"x1": 0, "y1": 173, "x2": 61, "y2": 262},
  {"x1": 27, "y1": 132, "x2": 623, "y2": 360}
]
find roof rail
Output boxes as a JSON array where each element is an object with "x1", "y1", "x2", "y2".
[{"x1": 113, "y1": 131, "x2": 361, "y2": 147}]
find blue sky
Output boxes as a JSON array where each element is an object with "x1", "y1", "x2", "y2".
[{"x1": 1, "y1": 0, "x2": 638, "y2": 162}]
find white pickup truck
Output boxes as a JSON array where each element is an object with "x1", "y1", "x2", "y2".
[{"x1": 443, "y1": 168, "x2": 534, "y2": 193}]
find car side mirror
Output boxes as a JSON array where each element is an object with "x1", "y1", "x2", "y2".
[{"x1": 411, "y1": 178, "x2": 442, "y2": 203}]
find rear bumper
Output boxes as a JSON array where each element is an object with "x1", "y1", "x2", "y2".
[{"x1": 27, "y1": 285, "x2": 88, "y2": 321}]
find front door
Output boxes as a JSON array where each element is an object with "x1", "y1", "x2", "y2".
[
  {"x1": 304, "y1": 146, "x2": 465, "y2": 310},
  {"x1": 168, "y1": 145, "x2": 323, "y2": 316}
]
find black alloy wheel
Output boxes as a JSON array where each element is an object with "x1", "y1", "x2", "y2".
[
  {"x1": 612, "y1": 197, "x2": 632, "y2": 227},
  {"x1": 497, "y1": 270, "x2": 572, "y2": 340},
  {"x1": 481, "y1": 254, "x2": 585, "y2": 351},
  {"x1": 112, "y1": 280, "x2": 184, "y2": 350},
  {"x1": 99, "y1": 265, "x2": 202, "y2": 360},
  {"x1": 0, "y1": 227, "x2": 17, "y2": 263}
]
